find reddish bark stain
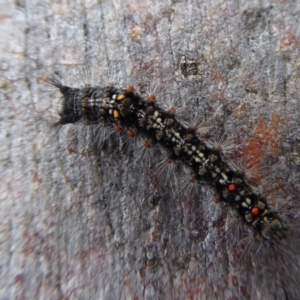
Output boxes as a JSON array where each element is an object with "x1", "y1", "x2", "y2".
[
  {"x1": 210, "y1": 70, "x2": 225, "y2": 81},
  {"x1": 280, "y1": 32, "x2": 299, "y2": 51},
  {"x1": 240, "y1": 112, "x2": 281, "y2": 182}
]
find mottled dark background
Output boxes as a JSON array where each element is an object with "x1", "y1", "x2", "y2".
[{"x1": 1, "y1": 0, "x2": 300, "y2": 299}]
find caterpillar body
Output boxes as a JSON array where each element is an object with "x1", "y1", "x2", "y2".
[{"x1": 50, "y1": 75, "x2": 287, "y2": 244}]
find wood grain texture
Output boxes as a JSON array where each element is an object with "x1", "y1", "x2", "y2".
[{"x1": 1, "y1": 0, "x2": 300, "y2": 299}]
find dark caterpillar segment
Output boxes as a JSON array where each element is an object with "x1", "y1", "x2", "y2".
[{"x1": 53, "y1": 80, "x2": 287, "y2": 242}]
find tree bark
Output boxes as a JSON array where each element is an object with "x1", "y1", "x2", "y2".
[{"x1": 1, "y1": 0, "x2": 300, "y2": 299}]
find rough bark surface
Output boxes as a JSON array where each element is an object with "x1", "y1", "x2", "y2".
[{"x1": 1, "y1": 0, "x2": 300, "y2": 299}]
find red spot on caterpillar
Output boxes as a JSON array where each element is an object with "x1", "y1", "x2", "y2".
[
  {"x1": 128, "y1": 129, "x2": 136, "y2": 138},
  {"x1": 114, "y1": 124, "x2": 123, "y2": 132},
  {"x1": 147, "y1": 95, "x2": 156, "y2": 102},
  {"x1": 127, "y1": 85, "x2": 135, "y2": 93},
  {"x1": 251, "y1": 207, "x2": 259, "y2": 216},
  {"x1": 228, "y1": 183, "x2": 236, "y2": 192},
  {"x1": 144, "y1": 140, "x2": 151, "y2": 148}
]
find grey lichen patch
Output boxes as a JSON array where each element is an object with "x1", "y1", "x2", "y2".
[
  {"x1": 179, "y1": 55, "x2": 202, "y2": 78},
  {"x1": 0, "y1": 77, "x2": 12, "y2": 93},
  {"x1": 241, "y1": 7, "x2": 272, "y2": 35}
]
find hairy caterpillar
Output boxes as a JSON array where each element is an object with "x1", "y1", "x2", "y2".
[{"x1": 49, "y1": 73, "x2": 288, "y2": 244}]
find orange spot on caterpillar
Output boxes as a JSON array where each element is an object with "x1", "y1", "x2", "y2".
[
  {"x1": 251, "y1": 207, "x2": 259, "y2": 216},
  {"x1": 126, "y1": 85, "x2": 135, "y2": 93},
  {"x1": 117, "y1": 94, "x2": 125, "y2": 101},
  {"x1": 113, "y1": 109, "x2": 120, "y2": 118},
  {"x1": 114, "y1": 124, "x2": 123, "y2": 132},
  {"x1": 228, "y1": 183, "x2": 236, "y2": 192}
]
